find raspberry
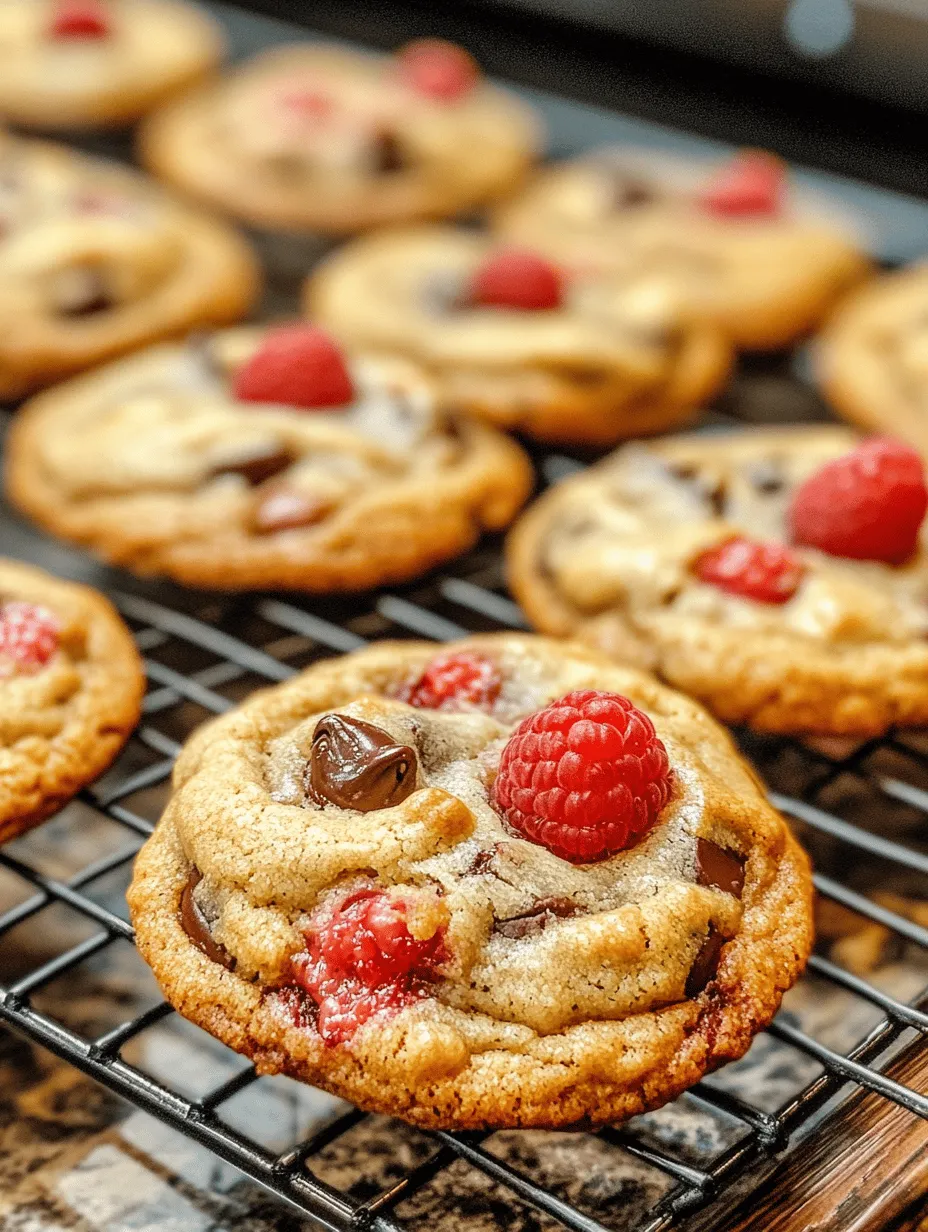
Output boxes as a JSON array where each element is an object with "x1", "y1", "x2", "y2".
[
  {"x1": 49, "y1": 0, "x2": 111, "y2": 38},
  {"x1": 291, "y1": 889, "x2": 447, "y2": 1046},
  {"x1": 471, "y1": 249, "x2": 563, "y2": 311},
  {"x1": 694, "y1": 536, "x2": 803, "y2": 604},
  {"x1": 0, "y1": 603, "x2": 59, "y2": 677},
  {"x1": 233, "y1": 325, "x2": 354, "y2": 411},
  {"x1": 788, "y1": 437, "x2": 928, "y2": 565},
  {"x1": 699, "y1": 151, "x2": 786, "y2": 218},
  {"x1": 397, "y1": 39, "x2": 479, "y2": 102},
  {"x1": 400, "y1": 651, "x2": 501, "y2": 711},
  {"x1": 492, "y1": 690, "x2": 673, "y2": 864}
]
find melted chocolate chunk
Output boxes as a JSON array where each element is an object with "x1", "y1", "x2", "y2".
[
  {"x1": 373, "y1": 130, "x2": 405, "y2": 174},
  {"x1": 494, "y1": 896, "x2": 580, "y2": 940},
  {"x1": 609, "y1": 175, "x2": 657, "y2": 211},
  {"x1": 252, "y1": 487, "x2": 334, "y2": 533},
  {"x1": 685, "y1": 925, "x2": 725, "y2": 998},
  {"x1": 179, "y1": 868, "x2": 235, "y2": 970},
  {"x1": 695, "y1": 838, "x2": 745, "y2": 899},
  {"x1": 306, "y1": 714, "x2": 417, "y2": 811},
  {"x1": 54, "y1": 266, "x2": 112, "y2": 317},
  {"x1": 746, "y1": 459, "x2": 786, "y2": 495},
  {"x1": 211, "y1": 443, "x2": 295, "y2": 486}
]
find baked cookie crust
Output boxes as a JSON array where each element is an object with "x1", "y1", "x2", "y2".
[
  {"x1": 494, "y1": 150, "x2": 870, "y2": 351},
  {"x1": 508, "y1": 427, "x2": 928, "y2": 736},
  {"x1": 139, "y1": 43, "x2": 540, "y2": 234},
  {"x1": 128, "y1": 634, "x2": 812, "y2": 1131},
  {"x1": 307, "y1": 226, "x2": 731, "y2": 446},
  {"x1": 0, "y1": 557, "x2": 144, "y2": 843},
  {"x1": 5, "y1": 327, "x2": 533, "y2": 591}
]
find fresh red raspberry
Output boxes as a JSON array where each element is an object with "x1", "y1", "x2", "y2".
[
  {"x1": 694, "y1": 536, "x2": 804, "y2": 604},
  {"x1": 699, "y1": 151, "x2": 786, "y2": 218},
  {"x1": 400, "y1": 651, "x2": 501, "y2": 711},
  {"x1": 49, "y1": 0, "x2": 111, "y2": 38},
  {"x1": 291, "y1": 889, "x2": 447, "y2": 1045},
  {"x1": 396, "y1": 39, "x2": 479, "y2": 102},
  {"x1": 492, "y1": 690, "x2": 673, "y2": 864},
  {"x1": 788, "y1": 437, "x2": 928, "y2": 565},
  {"x1": 0, "y1": 603, "x2": 59, "y2": 676},
  {"x1": 233, "y1": 325, "x2": 354, "y2": 411},
  {"x1": 471, "y1": 249, "x2": 564, "y2": 311}
]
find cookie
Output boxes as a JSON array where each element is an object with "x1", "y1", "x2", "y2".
[
  {"x1": 0, "y1": 557, "x2": 143, "y2": 843},
  {"x1": 139, "y1": 41, "x2": 540, "y2": 234},
  {"x1": 494, "y1": 148, "x2": 871, "y2": 351},
  {"x1": 817, "y1": 263, "x2": 928, "y2": 453},
  {"x1": 5, "y1": 323, "x2": 533, "y2": 591},
  {"x1": 508, "y1": 427, "x2": 928, "y2": 736},
  {"x1": 128, "y1": 633, "x2": 812, "y2": 1131},
  {"x1": 306, "y1": 226, "x2": 731, "y2": 446},
  {"x1": 0, "y1": 0, "x2": 223, "y2": 131},
  {"x1": 0, "y1": 129, "x2": 258, "y2": 399}
]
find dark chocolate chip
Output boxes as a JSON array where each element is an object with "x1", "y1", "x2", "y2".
[
  {"x1": 494, "y1": 896, "x2": 581, "y2": 940},
  {"x1": 54, "y1": 266, "x2": 112, "y2": 317},
  {"x1": 179, "y1": 868, "x2": 235, "y2": 970},
  {"x1": 306, "y1": 714, "x2": 417, "y2": 812},
  {"x1": 667, "y1": 463, "x2": 727, "y2": 517},
  {"x1": 746, "y1": 459, "x2": 786, "y2": 495},
  {"x1": 252, "y1": 487, "x2": 334, "y2": 533},
  {"x1": 685, "y1": 925, "x2": 725, "y2": 998},
  {"x1": 211, "y1": 443, "x2": 295, "y2": 486},
  {"x1": 695, "y1": 838, "x2": 745, "y2": 899},
  {"x1": 373, "y1": 130, "x2": 405, "y2": 173},
  {"x1": 610, "y1": 175, "x2": 657, "y2": 211}
]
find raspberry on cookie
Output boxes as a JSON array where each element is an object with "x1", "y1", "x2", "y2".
[
  {"x1": 139, "y1": 41, "x2": 540, "y2": 234},
  {"x1": 0, "y1": 128, "x2": 258, "y2": 398},
  {"x1": 307, "y1": 226, "x2": 732, "y2": 447},
  {"x1": 128, "y1": 634, "x2": 812, "y2": 1130},
  {"x1": 493, "y1": 147, "x2": 870, "y2": 350},
  {"x1": 0, "y1": 0, "x2": 223, "y2": 130},
  {"x1": 508, "y1": 426, "x2": 928, "y2": 736},
  {"x1": 5, "y1": 324, "x2": 533, "y2": 592},
  {"x1": 0, "y1": 558, "x2": 143, "y2": 843}
]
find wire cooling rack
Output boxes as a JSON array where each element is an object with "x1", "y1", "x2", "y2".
[{"x1": 0, "y1": 417, "x2": 927, "y2": 1230}]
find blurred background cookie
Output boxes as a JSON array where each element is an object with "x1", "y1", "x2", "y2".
[
  {"x1": 139, "y1": 40, "x2": 541, "y2": 234},
  {"x1": 0, "y1": 0, "x2": 224, "y2": 130}
]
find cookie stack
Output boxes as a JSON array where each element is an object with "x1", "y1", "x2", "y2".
[{"x1": 2, "y1": 2, "x2": 924, "y2": 1135}]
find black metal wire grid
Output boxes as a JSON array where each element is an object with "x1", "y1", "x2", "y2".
[{"x1": 0, "y1": 457, "x2": 927, "y2": 1232}]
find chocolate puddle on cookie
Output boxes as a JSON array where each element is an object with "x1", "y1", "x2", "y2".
[
  {"x1": 179, "y1": 868, "x2": 235, "y2": 970},
  {"x1": 306, "y1": 714, "x2": 417, "y2": 811}
]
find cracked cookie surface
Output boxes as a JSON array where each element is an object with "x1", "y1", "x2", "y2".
[
  {"x1": 0, "y1": 129, "x2": 258, "y2": 398},
  {"x1": 307, "y1": 226, "x2": 731, "y2": 446},
  {"x1": 0, "y1": 0, "x2": 223, "y2": 130},
  {"x1": 0, "y1": 557, "x2": 143, "y2": 843},
  {"x1": 494, "y1": 149, "x2": 870, "y2": 350},
  {"x1": 128, "y1": 634, "x2": 811, "y2": 1130},
  {"x1": 508, "y1": 427, "x2": 928, "y2": 735},
  {"x1": 5, "y1": 325, "x2": 532, "y2": 591},
  {"x1": 139, "y1": 42, "x2": 540, "y2": 234}
]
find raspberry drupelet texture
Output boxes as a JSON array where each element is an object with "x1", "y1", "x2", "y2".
[
  {"x1": 290, "y1": 889, "x2": 447, "y2": 1045},
  {"x1": 49, "y1": 0, "x2": 111, "y2": 38},
  {"x1": 492, "y1": 690, "x2": 673, "y2": 863},
  {"x1": 233, "y1": 325, "x2": 354, "y2": 411},
  {"x1": 699, "y1": 151, "x2": 785, "y2": 218},
  {"x1": 396, "y1": 39, "x2": 479, "y2": 102},
  {"x1": 694, "y1": 535, "x2": 804, "y2": 604},
  {"x1": 0, "y1": 602, "x2": 60, "y2": 677},
  {"x1": 788, "y1": 436, "x2": 928, "y2": 565},
  {"x1": 400, "y1": 650, "x2": 501, "y2": 711},
  {"x1": 471, "y1": 249, "x2": 564, "y2": 312}
]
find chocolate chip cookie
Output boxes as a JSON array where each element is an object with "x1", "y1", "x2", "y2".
[
  {"x1": 307, "y1": 226, "x2": 732, "y2": 446},
  {"x1": 494, "y1": 148, "x2": 870, "y2": 350},
  {"x1": 817, "y1": 263, "x2": 928, "y2": 454},
  {"x1": 0, "y1": 129, "x2": 258, "y2": 399},
  {"x1": 128, "y1": 634, "x2": 812, "y2": 1130},
  {"x1": 0, "y1": 557, "x2": 143, "y2": 843},
  {"x1": 139, "y1": 40, "x2": 540, "y2": 234},
  {"x1": 508, "y1": 428, "x2": 928, "y2": 736},
  {"x1": 5, "y1": 324, "x2": 533, "y2": 591},
  {"x1": 0, "y1": 0, "x2": 223, "y2": 130}
]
